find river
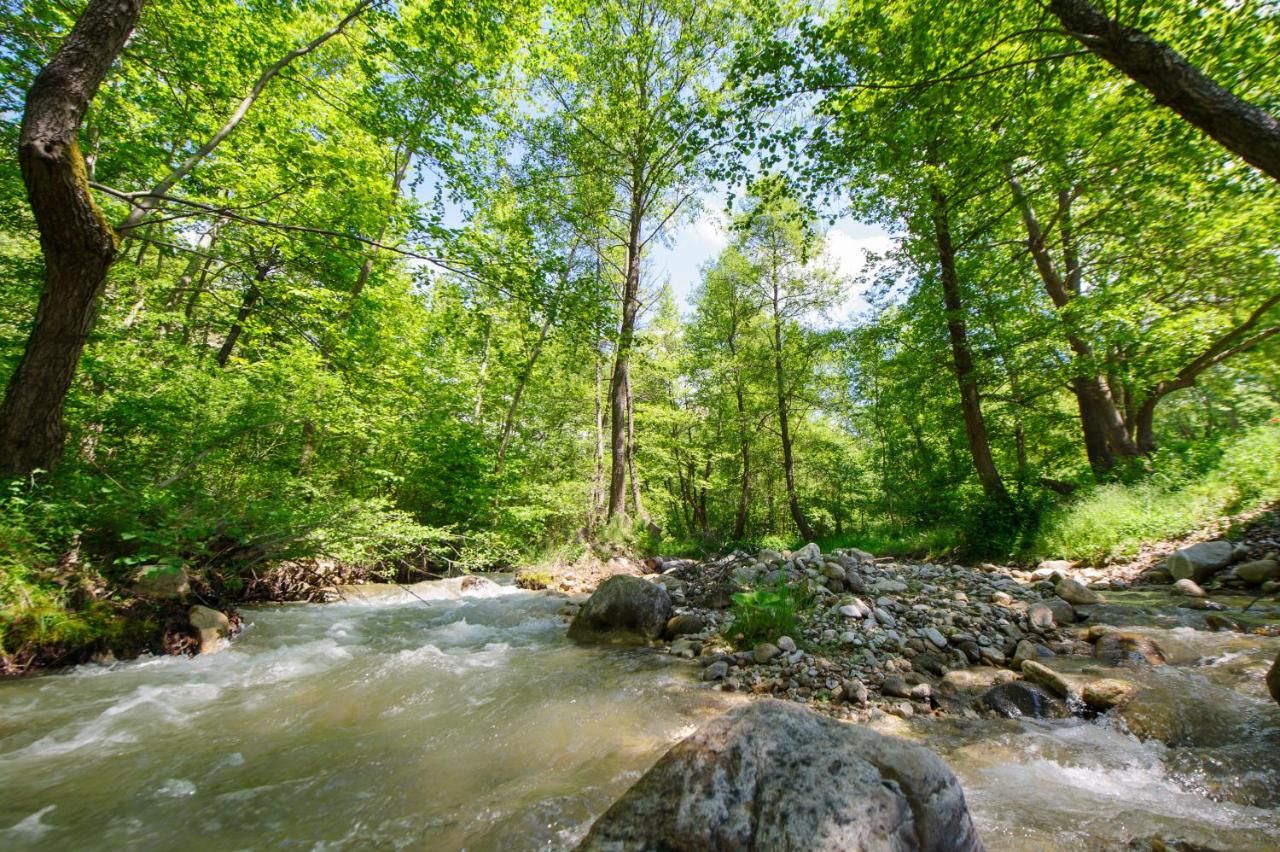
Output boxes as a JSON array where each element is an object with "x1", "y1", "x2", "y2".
[{"x1": 2, "y1": 578, "x2": 1278, "y2": 850}]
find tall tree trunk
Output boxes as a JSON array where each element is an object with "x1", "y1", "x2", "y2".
[
  {"x1": 607, "y1": 185, "x2": 643, "y2": 521},
  {"x1": 0, "y1": 0, "x2": 145, "y2": 477},
  {"x1": 216, "y1": 266, "x2": 268, "y2": 367},
  {"x1": 593, "y1": 349, "x2": 605, "y2": 518},
  {"x1": 931, "y1": 188, "x2": 1009, "y2": 502},
  {"x1": 770, "y1": 276, "x2": 816, "y2": 542},
  {"x1": 1048, "y1": 0, "x2": 1280, "y2": 182},
  {"x1": 730, "y1": 354, "x2": 750, "y2": 541},
  {"x1": 625, "y1": 369, "x2": 645, "y2": 521},
  {"x1": 473, "y1": 317, "x2": 491, "y2": 420},
  {"x1": 494, "y1": 318, "x2": 552, "y2": 474},
  {"x1": 1007, "y1": 169, "x2": 1138, "y2": 473}
]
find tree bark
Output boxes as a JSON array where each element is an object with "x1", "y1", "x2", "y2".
[
  {"x1": 769, "y1": 270, "x2": 816, "y2": 542},
  {"x1": 1048, "y1": 0, "x2": 1280, "y2": 182},
  {"x1": 494, "y1": 317, "x2": 552, "y2": 474},
  {"x1": 607, "y1": 183, "x2": 644, "y2": 521},
  {"x1": 216, "y1": 265, "x2": 268, "y2": 367},
  {"x1": 1007, "y1": 169, "x2": 1139, "y2": 475},
  {"x1": 0, "y1": 0, "x2": 146, "y2": 477},
  {"x1": 728, "y1": 328, "x2": 750, "y2": 541},
  {"x1": 931, "y1": 188, "x2": 1009, "y2": 502}
]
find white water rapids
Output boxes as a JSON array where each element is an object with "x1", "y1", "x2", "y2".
[{"x1": 1, "y1": 578, "x2": 1277, "y2": 850}]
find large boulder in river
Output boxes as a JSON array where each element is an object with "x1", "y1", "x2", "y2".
[
  {"x1": 1094, "y1": 632, "x2": 1166, "y2": 667},
  {"x1": 188, "y1": 605, "x2": 230, "y2": 654},
  {"x1": 577, "y1": 700, "x2": 983, "y2": 852},
  {"x1": 1165, "y1": 540, "x2": 1234, "y2": 583},
  {"x1": 567, "y1": 575, "x2": 671, "y2": 645}
]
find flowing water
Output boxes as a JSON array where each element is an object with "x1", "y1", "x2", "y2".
[{"x1": 2, "y1": 580, "x2": 1278, "y2": 850}]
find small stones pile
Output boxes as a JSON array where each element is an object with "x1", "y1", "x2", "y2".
[{"x1": 630, "y1": 544, "x2": 1115, "y2": 719}]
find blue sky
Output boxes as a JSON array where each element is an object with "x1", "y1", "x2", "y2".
[{"x1": 648, "y1": 203, "x2": 893, "y2": 319}]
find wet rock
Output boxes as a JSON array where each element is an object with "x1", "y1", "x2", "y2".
[
  {"x1": 1171, "y1": 578, "x2": 1206, "y2": 598},
  {"x1": 881, "y1": 674, "x2": 913, "y2": 699},
  {"x1": 1094, "y1": 632, "x2": 1167, "y2": 667},
  {"x1": 131, "y1": 565, "x2": 190, "y2": 599},
  {"x1": 188, "y1": 605, "x2": 230, "y2": 654},
  {"x1": 1012, "y1": 639, "x2": 1054, "y2": 668},
  {"x1": 1203, "y1": 613, "x2": 1240, "y2": 633},
  {"x1": 936, "y1": 667, "x2": 1016, "y2": 714},
  {"x1": 1268, "y1": 651, "x2": 1280, "y2": 708},
  {"x1": 1055, "y1": 577, "x2": 1103, "y2": 606},
  {"x1": 567, "y1": 575, "x2": 672, "y2": 645},
  {"x1": 703, "y1": 660, "x2": 729, "y2": 682},
  {"x1": 753, "y1": 642, "x2": 782, "y2": 663},
  {"x1": 1043, "y1": 597, "x2": 1076, "y2": 625},
  {"x1": 460, "y1": 575, "x2": 498, "y2": 593},
  {"x1": 1020, "y1": 660, "x2": 1074, "y2": 700},
  {"x1": 982, "y1": 681, "x2": 1067, "y2": 719},
  {"x1": 1177, "y1": 598, "x2": 1226, "y2": 611},
  {"x1": 1234, "y1": 558, "x2": 1280, "y2": 585},
  {"x1": 1080, "y1": 677, "x2": 1137, "y2": 712},
  {"x1": 670, "y1": 639, "x2": 701, "y2": 658},
  {"x1": 1028, "y1": 602, "x2": 1056, "y2": 632},
  {"x1": 1166, "y1": 540, "x2": 1234, "y2": 583},
  {"x1": 577, "y1": 700, "x2": 984, "y2": 852},
  {"x1": 664, "y1": 614, "x2": 706, "y2": 639}
]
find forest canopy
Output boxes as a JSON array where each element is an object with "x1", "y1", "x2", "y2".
[{"x1": 1, "y1": 0, "x2": 1277, "y2": 661}]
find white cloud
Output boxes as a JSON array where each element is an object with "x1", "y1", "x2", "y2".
[
  {"x1": 691, "y1": 208, "x2": 729, "y2": 249},
  {"x1": 824, "y1": 229, "x2": 893, "y2": 282}
]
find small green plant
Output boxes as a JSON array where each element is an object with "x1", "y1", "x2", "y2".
[
  {"x1": 514, "y1": 569, "x2": 553, "y2": 590},
  {"x1": 727, "y1": 578, "x2": 813, "y2": 648}
]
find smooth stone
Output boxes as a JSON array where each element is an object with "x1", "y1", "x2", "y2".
[
  {"x1": 664, "y1": 613, "x2": 706, "y2": 639},
  {"x1": 1166, "y1": 540, "x2": 1235, "y2": 583},
  {"x1": 1081, "y1": 678, "x2": 1138, "y2": 712},
  {"x1": 1028, "y1": 602, "x2": 1056, "y2": 632},
  {"x1": 1172, "y1": 578, "x2": 1206, "y2": 598},
  {"x1": 568, "y1": 576, "x2": 673, "y2": 645},
  {"x1": 703, "y1": 660, "x2": 729, "y2": 681},
  {"x1": 576, "y1": 701, "x2": 984, "y2": 851},
  {"x1": 1020, "y1": 660, "x2": 1074, "y2": 700},
  {"x1": 1054, "y1": 577, "x2": 1104, "y2": 606},
  {"x1": 1268, "y1": 652, "x2": 1280, "y2": 708},
  {"x1": 983, "y1": 680, "x2": 1067, "y2": 719},
  {"x1": 188, "y1": 605, "x2": 230, "y2": 654},
  {"x1": 1234, "y1": 559, "x2": 1280, "y2": 585},
  {"x1": 754, "y1": 642, "x2": 782, "y2": 663},
  {"x1": 1094, "y1": 632, "x2": 1167, "y2": 667},
  {"x1": 922, "y1": 626, "x2": 947, "y2": 648},
  {"x1": 776, "y1": 635, "x2": 797, "y2": 653}
]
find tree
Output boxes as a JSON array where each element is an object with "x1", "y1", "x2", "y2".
[
  {"x1": 1047, "y1": 0, "x2": 1280, "y2": 182},
  {"x1": 0, "y1": 0, "x2": 146, "y2": 476},
  {"x1": 534, "y1": 0, "x2": 737, "y2": 524}
]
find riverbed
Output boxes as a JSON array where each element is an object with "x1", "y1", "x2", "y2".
[{"x1": 2, "y1": 578, "x2": 1278, "y2": 850}]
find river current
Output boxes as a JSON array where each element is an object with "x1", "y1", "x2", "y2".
[{"x1": 2, "y1": 578, "x2": 1277, "y2": 850}]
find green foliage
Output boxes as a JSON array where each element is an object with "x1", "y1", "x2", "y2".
[
  {"x1": 727, "y1": 578, "x2": 813, "y2": 649},
  {"x1": 1031, "y1": 423, "x2": 1280, "y2": 564}
]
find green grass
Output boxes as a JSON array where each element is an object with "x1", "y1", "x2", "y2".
[
  {"x1": 1029, "y1": 422, "x2": 1280, "y2": 564},
  {"x1": 726, "y1": 578, "x2": 815, "y2": 648}
]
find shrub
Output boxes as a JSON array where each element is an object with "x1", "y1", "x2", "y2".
[{"x1": 727, "y1": 578, "x2": 813, "y2": 648}]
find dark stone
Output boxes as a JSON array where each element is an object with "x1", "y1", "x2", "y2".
[
  {"x1": 982, "y1": 681, "x2": 1068, "y2": 719},
  {"x1": 576, "y1": 700, "x2": 984, "y2": 852}
]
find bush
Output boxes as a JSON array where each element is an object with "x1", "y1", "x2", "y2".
[
  {"x1": 1030, "y1": 423, "x2": 1280, "y2": 563},
  {"x1": 727, "y1": 578, "x2": 813, "y2": 648}
]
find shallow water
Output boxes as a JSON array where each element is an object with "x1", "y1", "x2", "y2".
[
  {"x1": 0, "y1": 580, "x2": 732, "y2": 850},
  {"x1": 2, "y1": 579, "x2": 1279, "y2": 850}
]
